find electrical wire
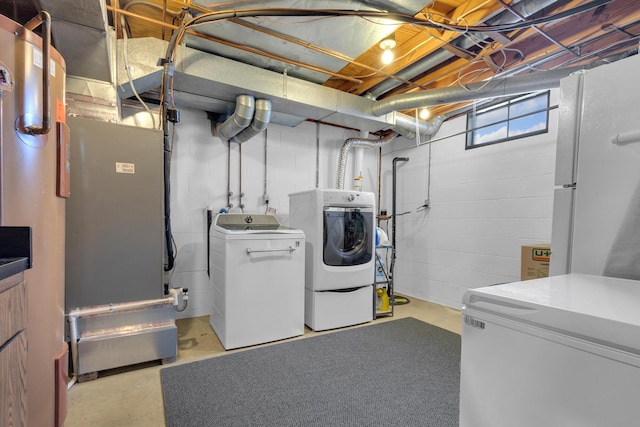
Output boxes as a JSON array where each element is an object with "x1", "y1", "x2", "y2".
[
  {"x1": 121, "y1": 16, "x2": 158, "y2": 129},
  {"x1": 160, "y1": 2, "x2": 613, "y2": 108},
  {"x1": 155, "y1": 0, "x2": 611, "y2": 273},
  {"x1": 419, "y1": 0, "x2": 614, "y2": 33}
]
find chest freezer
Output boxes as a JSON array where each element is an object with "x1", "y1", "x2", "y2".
[{"x1": 460, "y1": 273, "x2": 640, "y2": 427}]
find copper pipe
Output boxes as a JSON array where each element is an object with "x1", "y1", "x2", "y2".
[
  {"x1": 106, "y1": 5, "x2": 179, "y2": 31},
  {"x1": 229, "y1": 18, "x2": 424, "y2": 90},
  {"x1": 22, "y1": 11, "x2": 51, "y2": 135},
  {"x1": 191, "y1": 30, "x2": 363, "y2": 85},
  {"x1": 106, "y1": 4, "x2": 363, "y2": 84},
  {"x1": 112, "y1": 0, "x2": 121, "y2": 37}
]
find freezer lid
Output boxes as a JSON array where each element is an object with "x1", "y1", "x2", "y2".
[{"x1": 463, "y1": 274, "x2": 640, "y2": 354}]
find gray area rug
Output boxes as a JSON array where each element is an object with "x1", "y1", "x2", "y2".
[{"x1": 161, "y1": 317, "x2": 460, "y2": 427}]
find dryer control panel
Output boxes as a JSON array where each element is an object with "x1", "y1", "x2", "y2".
[{"x1": 322, "y1": 190, "x2": 374, "y2": 207}]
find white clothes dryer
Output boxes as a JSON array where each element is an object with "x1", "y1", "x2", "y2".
[
  {"x1": 210, "y1": 213, "x2": 305, "y2": 349},
  {"x1": 289, "y1": 189, "x2": 374, "y2": 331}
]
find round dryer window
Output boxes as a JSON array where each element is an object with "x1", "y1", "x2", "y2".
[{"x1": 323, "y1": 207, "x2": 373, "y2": 266}]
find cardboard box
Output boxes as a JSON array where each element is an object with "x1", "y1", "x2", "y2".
[{"x1": 521, "y1": 244, "x2": 551, "y2": 281}]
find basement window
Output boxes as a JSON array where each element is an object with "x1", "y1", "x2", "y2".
[{"x1": 466, "y1": 91, "x2": 550, "y2": 148}]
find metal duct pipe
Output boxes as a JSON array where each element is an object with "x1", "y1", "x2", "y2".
[
  {"x1": 213, "y1": 94, "x2": 255, "y2": 141},
  {"x1": 234, "y1": 98, "x2": 272, "y2": 143},
  {"x1": 392, "y1": 114, "x2": 446, "y2": 139},
  {"x1": 365, "y1": 0, "x2": 560, "y2": 99},
  {"x1": 371, "y1": 66, "x2": 583, "y2": 117},
  {"x1": 336, "y1": 132, "x2": 397, "y2": 190}
]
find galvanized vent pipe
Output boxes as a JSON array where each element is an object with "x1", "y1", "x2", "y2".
[
  {"x1": 235, "y1": 99, "x2": 272, "y2": 143},
  {"x1": 371, "y1": 66, "x2": 583, "y2": 117},
  {"x1": 213, "y1": 94, "x2": 255, "y2": 141},
  {"x1": 392, "y1": 114, "x2": 446, "y2": 140}
]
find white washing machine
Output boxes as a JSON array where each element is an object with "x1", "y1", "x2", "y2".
[
  {"x1": 210, "y1": 213, "x2": 305, "y2": 349},
  {"x1": 289, "y1": 189, "x2": 374, "y2": 331}
]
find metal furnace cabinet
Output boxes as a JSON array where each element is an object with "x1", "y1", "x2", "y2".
[{"x1": 65, "y1": 116, "x2": 164, "y2": 310}]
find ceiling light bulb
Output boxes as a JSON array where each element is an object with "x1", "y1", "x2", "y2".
[
  {"x1": 379, "y1": 35, "x2": 396, "y2": 65},
  {"x1": 419, "y1": 108, "x2": 430, "y2": 120},
  {"x1": 381, "y1": 48, "x2": 394, "y2": 64}
]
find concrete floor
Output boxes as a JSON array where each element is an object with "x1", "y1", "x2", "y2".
[{"x1": 64, "y1": 295, "x2": 462, "y2": 427}]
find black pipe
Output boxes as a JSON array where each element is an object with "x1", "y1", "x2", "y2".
[
  {"x1": 163, "y1": 146, "x2": 174, "y2": 271},
  {"x1": 207, "y1": 209, "x2": 213, "y2": 277},
  {"x1": 390, "y1": 157, "x2": 409, "y2": 293}
]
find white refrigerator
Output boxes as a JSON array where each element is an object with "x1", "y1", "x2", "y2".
[
  {"x1": 550, "y1": 53, "x2": 640, "y2": 278},
  {"x1": 460, "y1": 54, "x2": 640, "y2": 427}
]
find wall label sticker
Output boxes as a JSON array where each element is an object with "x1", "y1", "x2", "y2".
[{"x1": 116, "y1": 162, "x2": 135, "y2": 174}]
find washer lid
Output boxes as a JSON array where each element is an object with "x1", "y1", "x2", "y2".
[{"x1": 214, "y1": 213, "x2": 302, "y2": 234}]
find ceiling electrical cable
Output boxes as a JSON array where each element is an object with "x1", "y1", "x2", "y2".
[
  {"x1": 121, "y1": 16, "x2": 157, "y2": 129},
  {"x1": 156, "y1": 0, "x2": 613, "y2": 271}
]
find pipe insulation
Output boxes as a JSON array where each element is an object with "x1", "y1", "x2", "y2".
[
  {"x1": 337, "y1": 132, "x2": 397, "y2": 190},
  {"x1": 371, "y1": 66, "x2": 585, "y2": 117},
  {"x1": 235, "y1": 99, "x2": 272, "y2": 143},
  {"x1": 213, "y1": 94, "x2": 255, "y2": 141}
]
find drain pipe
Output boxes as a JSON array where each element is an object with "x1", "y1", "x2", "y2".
[
  {"x1": 391, "y1": 157, "x2": 409, "y2": 289},
  {"x1": 336, "y1": 131, "x2": 397, "y2": 190}
]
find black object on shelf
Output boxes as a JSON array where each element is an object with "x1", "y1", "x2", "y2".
[{"x1": 0, "y1": 226, "x2": 32, "y2": 280}]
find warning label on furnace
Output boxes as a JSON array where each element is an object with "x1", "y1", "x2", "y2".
[{"x1": 116, "y1": 162, "x2": 135, "y2": 174}]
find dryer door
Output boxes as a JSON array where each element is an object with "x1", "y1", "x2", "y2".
[{"x1": 323, "y1": 207, "x2": 373, "y2": 266}]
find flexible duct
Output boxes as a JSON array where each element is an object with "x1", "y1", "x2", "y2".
[
  {"x1": 234, "y1": 98, "x2": 272, "y2": 143},
  {"x1": 336, "y1": 132, "x2": 397, "y2": 190},
  {"x1": 213, "y1": 94, "x2": 255, "y2": 141}
]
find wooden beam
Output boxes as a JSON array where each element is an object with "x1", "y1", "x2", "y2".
[{"x1": 331, "y1": 0, "x2": 510, "y2": 95}]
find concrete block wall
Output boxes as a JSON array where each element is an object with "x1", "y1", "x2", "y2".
[
  {"x1": 153, "y1": 108, "x2": 377, "y2": 319},
  {"x1": 124, "y1": 89, "x2": 558, "y2": 317},
  {"x1": 380, "y1": 90, "x2": 559, "y2": 308}
]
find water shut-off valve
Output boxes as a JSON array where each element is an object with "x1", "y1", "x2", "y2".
[{"x1": 168, "y1": 287, "x2": 189, "y2": 306}]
